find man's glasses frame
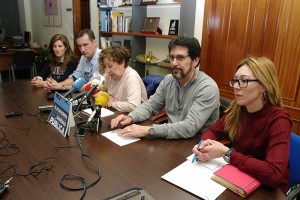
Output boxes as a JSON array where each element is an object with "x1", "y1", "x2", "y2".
[
  {"x1": 167, "y1": 54, "x2": 190, "y2": 62},
  {"x1": 229, "y1": 78, "x2": 259, "y2": 88}
]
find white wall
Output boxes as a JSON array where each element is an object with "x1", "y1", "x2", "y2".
[
  {"x1": 90, "y1": 0, "x2": 100, "y2": 45},
  {"x1": 194, "y1": 0, "x2": 205, "y2": 44},
  {"x1": 29, "y1": 0, "x2": 74, "y2": 49}
]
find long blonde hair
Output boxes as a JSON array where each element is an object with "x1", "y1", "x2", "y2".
[{"x1": 225, "y1": 56, "x2": 283, "y2": 139}]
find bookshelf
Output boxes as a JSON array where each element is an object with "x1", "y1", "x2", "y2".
[{"x1": 98, "y1": 0, "x2": 197, "y2": 77}]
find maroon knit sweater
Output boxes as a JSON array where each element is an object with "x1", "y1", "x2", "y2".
[{"x1": 201, "y1": 104, "x2": 292, "y2": 193}]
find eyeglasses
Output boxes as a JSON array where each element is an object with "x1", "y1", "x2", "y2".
[
  {"x1": 168, "y1": 54, "x2": 190, "y2": 62},
  {"x1": 229, "y1": 78, "x2": 259, "y2": 88}
]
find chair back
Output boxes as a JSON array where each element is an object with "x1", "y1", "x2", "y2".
[
  {"x1": 142, "y1": 74, "x2": 163, "y2": 98},
  {"x1": 289, "y1": 133, "x2": 300, "y2": 188},
  {"x1": 13, "y1": 51, "x2": 35, "y2": 68},
  {"x1": 219, "y1": 96, "x2": 232, "y2": 118}
]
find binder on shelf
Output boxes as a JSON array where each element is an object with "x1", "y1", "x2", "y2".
[{"x1": 211, "y1": 164, "x2": 262, "y2": 198}]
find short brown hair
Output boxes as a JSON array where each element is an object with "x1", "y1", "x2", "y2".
[
  {"x1": 75, "y1": 29, "x2": 95, "y2": 41},
  {"x1": 99, "y1": 46, "x2": 131, "y2": 74}
]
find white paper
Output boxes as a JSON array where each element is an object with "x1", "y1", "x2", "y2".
[
  {"x1": 82, "y1": 108, "x2": 114, "y2": 118},
  {"x1": 162, "y1": 158, "x2": 227, "y2": 200},
  {"x1": 186, "y1": 154, "x2": 226, "y2": 171},
  {"x1": 101, "y1": 129, "x2": 140, "y2": 146}
]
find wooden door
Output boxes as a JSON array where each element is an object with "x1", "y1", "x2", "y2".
[
  {"x1": 73, "y1": 0, "x2": 91, "y2": 58},
  {"x1": 201, "y1": 0, "x2": 300, "y2": 133}
]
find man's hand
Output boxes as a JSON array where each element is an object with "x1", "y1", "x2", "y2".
[
  {"x1": 117, "y1": 124, "x2": 150, "y2": 138},
  {"x1": 110, "y1": 114, "x2": 133, "y2": 128},
  {"x1": 45, "y1": 78, "x2": 62, "y2": 91}
]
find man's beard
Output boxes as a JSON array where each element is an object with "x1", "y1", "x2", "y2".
[{"x1": 172, "y1": 65, "x2": 192, "y2": 79}]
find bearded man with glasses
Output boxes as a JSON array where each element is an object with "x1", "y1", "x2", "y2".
[{"x1": 111, "y1": 36, "x2": 220, "y2": 139}]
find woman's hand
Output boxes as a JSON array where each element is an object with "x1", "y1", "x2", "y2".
[
  {"x1": 31, "y1": 77, "x2": 45, "y2": 88},
  {"x1": 192, "y1": 139, "x2": 229, "y2": 162},
  {"x1": 107, "y1": 96, "x2": 116, "y2": 107}
]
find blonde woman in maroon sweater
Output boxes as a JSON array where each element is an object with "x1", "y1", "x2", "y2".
[{"x1": 192, "y1": 56, "x2": 292, "y2": 193}]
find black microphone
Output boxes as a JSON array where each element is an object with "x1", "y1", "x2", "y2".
[
  {"x1": 63, "y1": 77, "x2": 85, "y2": 98},
  {"x1": 69, "y1": 90, "x2": 87, "y2": 102}
]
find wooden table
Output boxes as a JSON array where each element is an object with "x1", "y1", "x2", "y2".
[{"x1": 0, "y1": 81, "x2": 287, "y2": 200}]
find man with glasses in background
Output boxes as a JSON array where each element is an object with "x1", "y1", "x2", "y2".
[{"x1": 111, "y1": 36, "x2": 220, "y2": 139}]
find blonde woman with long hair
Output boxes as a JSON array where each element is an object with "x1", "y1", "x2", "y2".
[{"x1": 192, "y1": 56, "x2": 292, "y2": 193}]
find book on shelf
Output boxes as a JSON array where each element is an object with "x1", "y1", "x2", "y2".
[
  {"x1": 110, "y1": 11, "x2": 124, "y2": 32},
  {"x1": 99, "y1": 9, "x2": 132, "y2": 33},
  {"x1": 99, "y1": 10, "x2": 109, "y2": 31},
  {"x1": 123, "y1": 16, "x2": 132, "y2": 33},
  {"x1": 211, "y1": 164, "x2": 262, "y2": 198}
]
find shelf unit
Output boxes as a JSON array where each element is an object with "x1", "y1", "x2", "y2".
[
  {"x1": 98, "y1": 0, "x2": 196, "y2": 77},
  {"x1": 99, "y1": 31, "x2": 176, "y2": 39}
]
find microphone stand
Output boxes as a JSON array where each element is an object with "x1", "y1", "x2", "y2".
[
  {"x1": 84, "y1": 107, "x2": 102, "y2": 133},
  {"x1": 73, "y1": 96, "x2": 93, "y2": 113},
  {"x1": 74, "y1": 117, "x2": 101, "y2": 137}
]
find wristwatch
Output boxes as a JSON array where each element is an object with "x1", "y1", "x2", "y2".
[
  {"x1": 223, "y1": 148, "x2": 235, "y2": 163},
  {"x1": 148, "y1": 126, "x2": 155, "y2": 136},
  {"x1": 61, "y1": 85, "x2": 66, "y2": 90}
]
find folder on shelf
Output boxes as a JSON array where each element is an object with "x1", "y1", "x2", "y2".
[
  {"x1": 211, "y1": 164, "x2": 262, "y2": 198},
  {"x1": 100, "y1": 36, "x2": 112, "y2": 49}
]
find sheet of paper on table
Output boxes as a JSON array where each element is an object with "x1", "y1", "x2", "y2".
[
  {"x1": 162, "y1": 156, "x2": 227, "y2": 200},
  {"x1": 102, "y1": 129, "x2": 141, "y2": 146}
]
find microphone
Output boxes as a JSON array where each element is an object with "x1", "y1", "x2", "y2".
[
  {"x1": 63, "y1": 77, "x2": 85, "y2": 98},
  {"x1": 75, "y1": 75, "x2": 106, "y2": 111},
  {"x1": 86, "y1": 92, "x2": 110, "y2": 124},
  {"x1": 69, "y1": 90, "x2": 88, "y2": 102},
  {"x1": 85, "y1": 75, "x2": 106, "y2": 100},
  {"x1": 70, "y1": 82, "x2": 94, "y2": 103}
]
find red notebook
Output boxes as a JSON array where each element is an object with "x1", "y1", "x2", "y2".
[{"x1": 211, "y1": 164, "x2": 262, "y2": 198}]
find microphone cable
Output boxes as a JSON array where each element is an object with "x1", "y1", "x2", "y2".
[
  {"x1": 0, "y1": 130, "x2": 20, "y2": 156},
  {"x1": 59, "y1": 123, "x2": 102, "y2": 200},
  {"x1": 0, "y1": 87, "x2": 102, "y2": 199},
  {"x1": 0, "y1": 94, "x2": 39, "y2": 131}
]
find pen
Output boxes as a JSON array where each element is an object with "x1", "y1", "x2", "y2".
[{"x1": 192, "y1": 140, "x2": 203, "y2": 163}]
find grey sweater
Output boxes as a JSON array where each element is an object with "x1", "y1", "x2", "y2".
[{"x1": 128, "y1": 69, "x2": 220, "y2": 139}]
